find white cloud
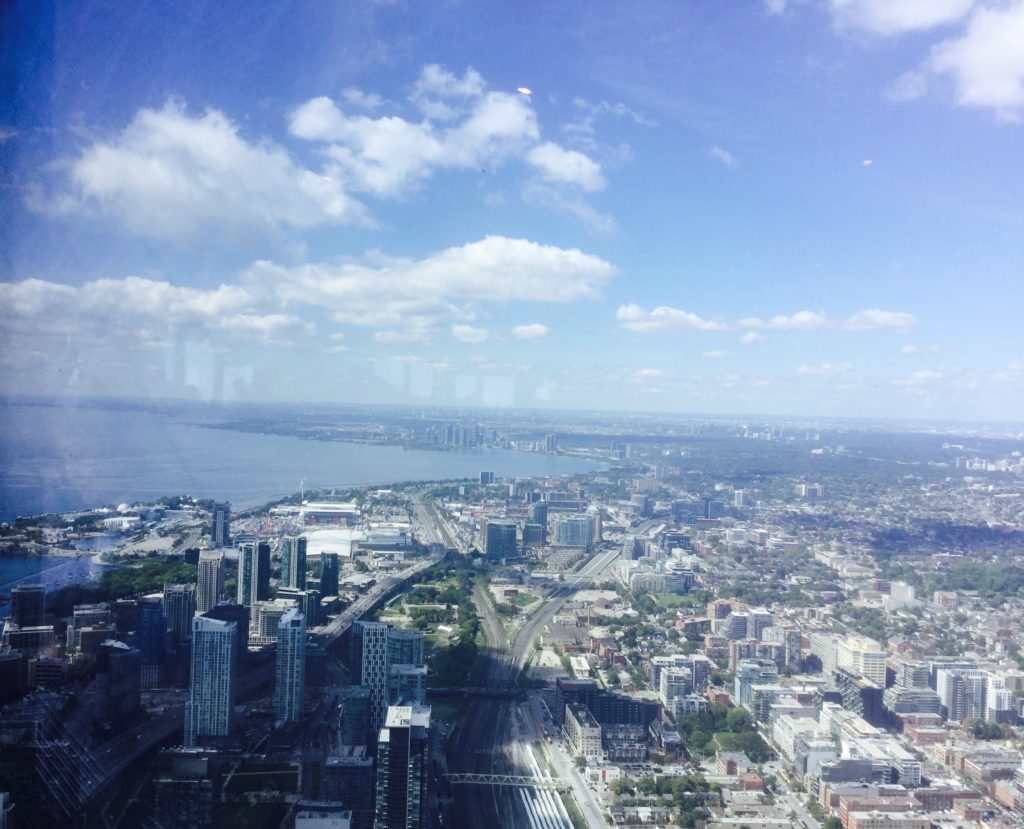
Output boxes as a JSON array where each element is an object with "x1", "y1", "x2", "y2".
[
  {"x1": 709, "y1": 145, "x2": 739, "y2": 167},
  {"x1": 616, "y1": 304, "x2": 726, "y2": 333},
  {"x1": 526, "y1": 142, "x2": 606, "y2": 190},
  {"x1": 341, "y1": 87, "x2": 386, "y2": 110},
  {"x1": 451, "y1": 324, "x2": 490, "y2": 343},
  {"x1": 828, "y1": 0, "x2": 975, "y2": 36},
  {"x1": 289, "y1": 87, "x2": 538, "y2": 198},
  {"x1": 521, "y1": 183, "x2": 616, "y2": 234},
  {"x1": 32, "y1": 100, "x2": 369, "y2": 239},
  {"x1": 632, "y1": 368, "x2": 669, "y2": 381},
  {"x1": 739, "y1": 331, "x2": 764, "y2": 345},
  {"x1": 886, "y1": 70, "x2": 928, "y2": 101},
  {"x1": 410, "y1": 64, "x2": 486, "y2": 120},
  {"x1": 0, "y1": 236, "x2": 613, "y2": 362},
  {"x1": 511, "y1": 323, "x2": 549, "y2": 340},
  {"x1": 702, "y1": 349, "x2": 730, "y2": 359},
  {"x1": 929, "y1": 2, "x2": 1024, "y2": 119},
  {"x1": 798, "y1": 362, "x2": 853, "y2": 376},
  {"x1": 902, "y1": 369, "x2": 944, "y2": 384},
  {"x1": 742, "y1": 310, "x2": 829, "y2": 331},
  {"x1": 842, "y1": 308, "x2": 917, "y2": 330},
  {"x1": 764, "y1": 0, "x2": 786, "y2": 13}
]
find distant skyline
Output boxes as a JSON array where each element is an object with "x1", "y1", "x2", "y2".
[{"x1": 2, "y1": 1, "x2": 1023, "y2": 420}]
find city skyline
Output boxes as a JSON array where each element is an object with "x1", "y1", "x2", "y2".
[{"x1": 2, "y1": 2, "x2": 1023, "y2": 420}]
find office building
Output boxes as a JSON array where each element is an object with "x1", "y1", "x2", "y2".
[
  {"x1": 530, "y1": 500, "x2": 549, "y2": 531},
  {"x1": 483, "y1": 519, "x2": 517, "y2": 562},
  {"x1": 136, "y1": 596, "x2": 168, "y2": 690},
  {"x1": 339, "y1": 686, "x2": 373, "y2": 746},
  {"x1": 185, "y1": 615, "x2": 237, "y2": 747},
  {"x1": 281, "y1": 535, "x2": 308, "y2": 590},
  {"x1": 163, "y1": 583, "x2": 196, "y2": 647},
  {"x1": 323, "y1": 746, "x2": 375, "y2": 829},
  {"x1": 564, "y1": 703, "x2": 603, "y2": 758},
  {"x1": 479, "y1": 470, "x2": 494, "y2": 485},
  {"x1": 274, "y1": 608, "x2": 306, "y2": 723},
  {"x1": 320, "y1": 552, "x2": 340, "y2": 597},
  {"x1": 196, "y1": 550, "x2": 224, "y2": 614},
  {"x1": 210, "y1": 502, "x2": 231, "y2": 548},
  {"x1": 374, "y1": 705, "x2": 432, "y2": 829},
  {"x1": 10, "y1": 584, "x2": 46, "y2": 627}
]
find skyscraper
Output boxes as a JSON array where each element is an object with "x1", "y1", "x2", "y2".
[
  {"x1": 196, "y1": 550, "x2": 224, "y2": 614},
  {"x1": 320, "y1": 552, "x2": 340, "y2": 597},
  {"x1": 375, "y1": 705, "x2": 432, "y2": 829},
  {"x1": 352, "y1": 622, "x2": 391, "y2": 735},
  {"x1": 274, "y1": 608, "x2": 306, "y2": 723},
  {"x1": 210, "y1": 502, "x2": 231, "y2": 548},
  {"x1": 11, "y1": 584, "x2": 46, "y2": 627},
  {"x1": 203, "y1": 603, "x2": 249, "y2": 673},
  {"x1": 136, "y1": 596, "x2": 168, "y2": 690},
  {"x1": 483, "y1": 520, "x2": 518, "y2": 562},
  {"x1": 237, "y1": 541, "x2": 272, "y2": 607},
  {"x1": 185, "y1": 615, "x2": 237, "y2": 747},
  {"x1": 163, "y1": 583, "x2": 196, "y2": 647},
  {"x1": 281, "y1": 535, "x2": 308, "y2": 590}
]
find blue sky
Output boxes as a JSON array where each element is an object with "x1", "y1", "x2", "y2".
[{"x1": 2, "y1": 0, "x2": 1023, "y2": 419}]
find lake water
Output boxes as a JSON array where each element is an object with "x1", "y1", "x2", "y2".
[
  {"x1": 0, "y1": 399, "x2": 598, "y2": 521},
  {"x1": 0, "y1": 553, "x2": 111, "y2": 619}
]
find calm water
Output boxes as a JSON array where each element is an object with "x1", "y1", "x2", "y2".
[
  {"x1": 0, "y1": 399, "x2": 597, "y2": 521},
  {"x1": 0, "y1": 553, "x2": 111, "y2": 619}
]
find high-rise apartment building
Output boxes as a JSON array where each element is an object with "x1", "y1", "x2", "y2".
[
  {"x1": 837, "y1": 635, "x2": 887, "y2": 686},
  {"x1": 196, "y1": 550, "x2": 224, "y2": 614},
  {"x1": 237, "y1": 541, "x2": 271, "y2": 607},
  {"x1": 351, "y1": 622, "x2": 426, "y2": 735},
  {"x1": 274, "y1": 608, "x2": 306, "y2": 723},
  {"x1": 281, "y1": 535, "x2": 308, "y2": 590},
  {"x1": 163, "y1": 583, "x2": 196, "y2": 647},
  {"x1": 552, "y1": 515, "x2": 595, "y2": 550},
  {"x1": 374, "y1": 705, "x2": 432, "y2": 829},
  {"x1": 185, "y1": 615, "x2": 237, "y2": 747},
  {"x1": 203, "y1": 603, "x2": 249, "y2": 673},
  {"x1": 210, "y1": 502, "x2": 231, "y2": 548}
]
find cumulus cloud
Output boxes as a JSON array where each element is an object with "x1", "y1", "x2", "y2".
[
  {"x1": 451, "y1": 324, "x2": 490, "y2": 343},
  {"x1": 741, "y1": 311, "x2": 830, "y2": 331},
  {"x1": 0, "y1": 236, "x2": 614, "y2": 360},
  {"x1": 616, "y1": 304, "x2": 726, "y2": 333},
  {"x1": 619, "y1": 305, "x2": 916, "y2": 336},
  {"x1": 526, "y1": 142, "x2": 605, "y2": 190},
  {"x1": 511, "y1": 323, "x2": 549, "y2": 340},
  {"x1": 841, "y1": 308, "x2": 917, "y2": 330},
  {"x1": 929, "y1": 2, "x2": 1024, "y2": 120},
  {"x1": 828, "y1": 0, "x2": 975, "y2": 36},
  {"x1": 702, "y1": 350, "x2": 730, "y2": 359},
  {"x1": 30, "y1": 100, "x2": 369, "y2": 239}
]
